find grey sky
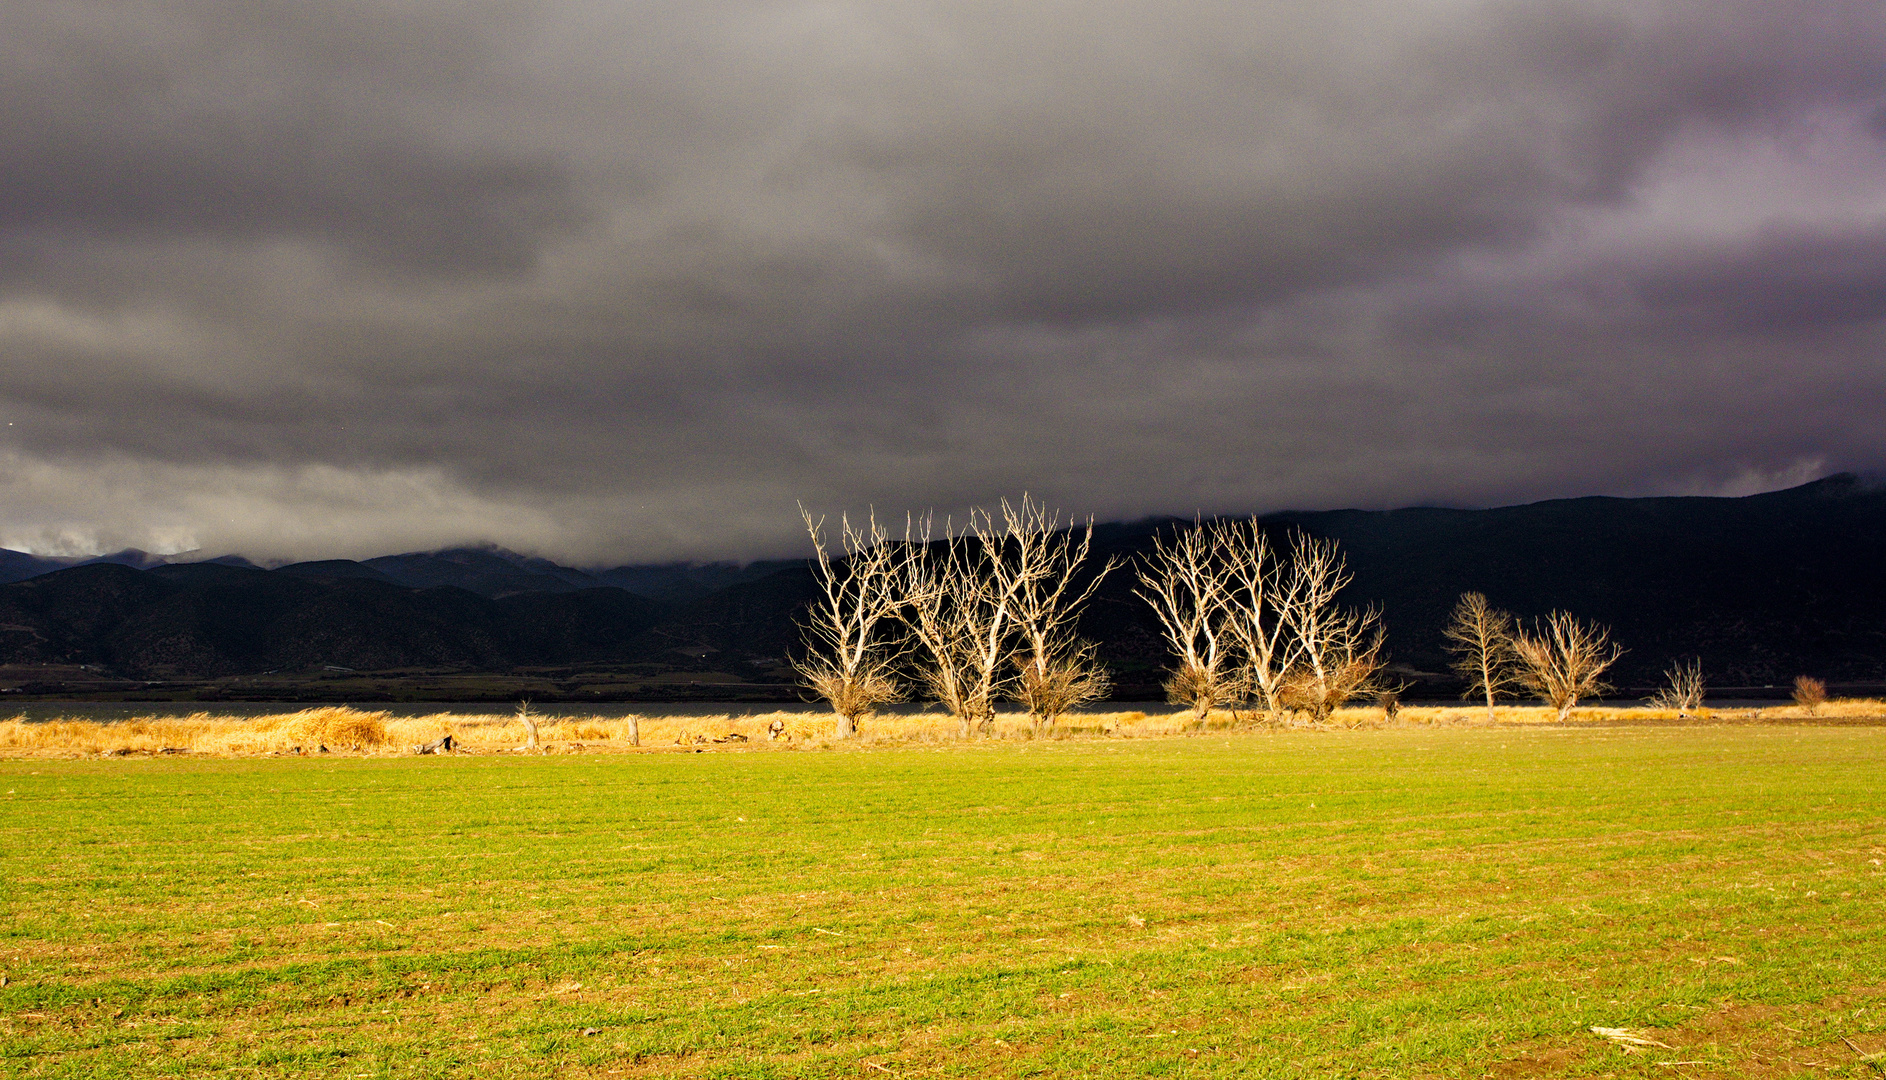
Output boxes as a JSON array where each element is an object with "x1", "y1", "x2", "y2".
[{"x1": 2, "y1": 0, "x2": 1882, "y2": 562}]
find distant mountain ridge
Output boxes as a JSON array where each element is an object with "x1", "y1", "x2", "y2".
[
  {"x1": 0, "y1": 476, "x2": 1881, "y2": 693},
  {"x1": 0, "y1": 541, "x2": 798, "y2": 603}
]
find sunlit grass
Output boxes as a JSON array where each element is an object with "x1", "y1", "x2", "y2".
[{"x1": 3, "y1": 725, "x2": 1884, "y2": 1077}]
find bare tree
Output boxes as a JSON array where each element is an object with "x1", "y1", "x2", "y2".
[
  {"x1": 514, "y1": 700, "x2": 541, "y2": 752},
  {"x1": 1134, "y1": 521, "x2": 1241, "y2": 721},
  {"x1": 1273, "y1": 534, "x2": 1385, "y2": 724},
  {"x1": 1219, "y1": 521, "x2": 1292, "y2": 721},
  {"x1": 1443, "y1": 592, "x2": 1523, "y2": 724},
  {"x1": 1000, "y1": 498, "x2": 1119, "y2": 733},
  {"x1": 1648, "y1": 657, "x2": 1705, "y2": 716},
  {"x1": 1512, "y1": 611, "x2": 1623, "y2": 722},
  {"x1": 905, "y1": 510, "x2": 1035, "y2": 737},
  {"x1": 1013, "y1": 637, "x2": 1112, "y2": 732},
  {"x1": 794, "y1": 508, "x2": 921, "y2": 738}
]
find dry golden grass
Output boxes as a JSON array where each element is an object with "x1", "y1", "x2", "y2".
[{"x1": 0, "y1": 697, "x2": 1881, "y2": 758}]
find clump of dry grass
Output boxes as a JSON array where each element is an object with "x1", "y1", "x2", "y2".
[
  {"x1": 285, "y1": 706, "x2": 390, "y2": 748},
  {"x1": 0, "y1": 707, "x2": 399, "y2": 756}
]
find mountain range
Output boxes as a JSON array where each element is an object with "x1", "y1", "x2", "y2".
[
  {"x1": 1, "y1": 475, "x2": 1881, "y2": 699},
  {"x1": 0, "y1": 545, "x2": 797, "y2": 604}
]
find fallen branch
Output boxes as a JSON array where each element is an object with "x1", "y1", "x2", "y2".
[{"x1": 413, "y1": 734, "x2": 455, "y2": 755}]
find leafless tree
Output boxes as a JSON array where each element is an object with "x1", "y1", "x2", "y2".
[
  {"x1": 1648, "y1": 657, "x2": 1705, "y2": 715},
  {"x1": 514, "y1": 699, "x2": 541, "y2": 752},
  {"x1": 904, "y1": 510, "x2": 1035, "y2": 737},
  {"x1": 1219, "y1": 521, "x2": 1293, "y2": 721},
  {"x1": 999, "y1": 498, "x2": 1119, "y2": 733},
  {"x1": 1134, "y1": 521, "x2": 1241, "y2": 720},
  {"x1": 1272, "y1": 533, "x2": 1386, "y2": 724},
  {"x1": 1512, "y1": 611, "x2": 1623, "y2": 722},
  {"x1": 794, "y1": 508, "x2": 922, "y2": 738},
  {"x1": 1443, "y1": 592, "x2": 1523, "y2": 724}
]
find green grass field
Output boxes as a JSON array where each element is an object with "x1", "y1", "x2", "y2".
[{"x1": 3, "y1": 727, "x2": 1883, "y2": 1078}]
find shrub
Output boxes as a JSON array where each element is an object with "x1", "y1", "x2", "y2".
[{"x1": 1793, "y1": 676, "x2": 1828, "y2": 714}]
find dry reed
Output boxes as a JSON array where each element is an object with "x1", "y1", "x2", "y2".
[{"x1": 0, "y1": 698, "x2": 1881, "y2": 758}]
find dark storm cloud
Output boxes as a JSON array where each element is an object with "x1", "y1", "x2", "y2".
[
  {"x1": 1630, "y1": 224, "x2": 1886, "y2": 329},
  {"x1": 0, "y1": 3, "x2": 585, "y2": 275},
  {"x1": 1, "y1": 0, "x2": 1883, "y2": 561}
]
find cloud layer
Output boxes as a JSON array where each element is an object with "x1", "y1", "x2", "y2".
[{"x1": 3, "y1": 0, "x2": 1883, "y2": 562}]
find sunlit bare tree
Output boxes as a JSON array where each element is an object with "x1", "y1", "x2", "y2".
[
  {"x1": 1134, "y1": 520, "x2": 1241, "y2": 720},
  {"x1": 1512, "y1": 611, "x2": 1623, "y2": 722},
  {"x1": 1443, "y1": 592, "x2": 1523, "y2": 724},
  {"x1": 1220, "y1": 521, "x2": 1292, "y2": 721},
  {"x1": 1000, "y1": 498, "x2": 1119, "y2": 733},
  {"x1": 905, "y1": 511, "x2": 1031, "y2": 737},
  {"x1": 1273, "y1": 533, "x2": 1385, "y2": 724},
  {"x1": 794, "y1": 508, "x2": 923, "y2": 738},
  {"x1": 1648, "y1": 657, "x2": 1705, "y2": 715}
]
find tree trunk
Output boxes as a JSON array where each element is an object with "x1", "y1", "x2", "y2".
[
  {"x1": 836, "y1": 712, "x2": 857, "y2": 739},
  {"x1": 627, "y1": 715, "x2": 640, "y2": 747}
]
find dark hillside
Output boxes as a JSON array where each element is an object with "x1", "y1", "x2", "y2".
[
  {"x1": 616, "y1": 566, "x2": 819, "y2": 671},
  {"x1": 363, "y1": 548, "x2": 596, "y2": 598},
  {"x1": 0, "y1": 549, "x2": 70, "y2": 585},
  {"x1": 1268, "y1": 475, "x2": 1886, "y2": 685},
  {"x1": 588, "y1": 560, "x2": 806, "y2": 603},
  {"x1": 0, "y1": 477, "x2": 1879, "y2": 695},
  {"x1": 0, "y1": 564, "x2": 181, "y2": 664},
  {"x1": 494, "y1": 588, "x2": 670, "y2": 664},
  {"x1": 275, "y1": 560, "x2": 405, "y2": 586}
]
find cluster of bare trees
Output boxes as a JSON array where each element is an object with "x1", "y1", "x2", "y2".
[
  {"x1": 1134, "y1": 520, "x2": 1388, "y2": 724},
  {"x1": 803, "y1": 503, "x2": 1747, "y2": 731},
  {"x1": 1443, "y1": 592, "x2": 1625, "y2": 721},
  {"x1": 795, "y1": 498, "x2": 1116, "y2": 737}
]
